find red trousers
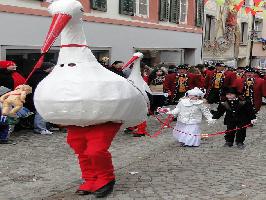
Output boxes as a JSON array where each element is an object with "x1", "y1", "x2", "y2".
[{"x1": 66, "y1": 122, "x2": 121, "y2": 192}]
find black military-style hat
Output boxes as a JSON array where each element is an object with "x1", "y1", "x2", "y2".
[
  {"x1": 244, "y1": 66, "x2": 255, "y2": 73},
  {"x1": 215, "y1": 62, "x2": 226, "y2": 67},
  {"x1": 224, "y1": 87, "x2": 238, "y2": 95},
  {"x1": 176, "y1": 64, "x2": 188, "y2": 69}
]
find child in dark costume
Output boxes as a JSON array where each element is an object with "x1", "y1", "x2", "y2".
[{"x1": 212, "y1": 87, "x2": 256, "y2": 149}]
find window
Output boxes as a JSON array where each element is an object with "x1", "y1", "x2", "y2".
[
  {"x1": 179, "y1": 0, "x2": 188, "y2": 24},
  {"x1": 204, "y1": 15, "x2": 215, "y2": 41},
  {"x1": 91, "y1": 0, "x2": 107, "y2": 12},
  {"x1": 135, "y1": 0, "x2": 149, "y2": 17},
  {"x1": 241, "y1": 22, "x2": 248, "y2": 44},
  {"x1": 195, "y1": 0, "x2": 204, "y2": 27},
  {"x1": 119, "y1": 0, "x2": 135, "y2": 16},
  {"x1": 254, "y1": 19, "x2": 263, "y2": 39},
  {"x1": 159, "y1": 0, "x2": 188, "y2": 24}
]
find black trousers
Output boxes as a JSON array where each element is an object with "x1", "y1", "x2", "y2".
[{"x1": 224, "y1": 124, "x2": 247, "y2": 144}]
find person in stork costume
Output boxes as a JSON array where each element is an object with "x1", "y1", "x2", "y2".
[
  {"x1": 232, "y1": 66, "x2": 266, "y2": 113},
  {"x1": 163, "y1": 64, "x2": 204, "y2": 104},
  {"x1": 205, "y1": 62, "x2": 236, "y2": 104},
  {"x1": 33, "y1": 0, "x2": 150, "y2": 198}
]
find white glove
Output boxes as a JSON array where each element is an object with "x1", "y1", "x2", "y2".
[
  {"x1": 157, "y1": 107, "x2": 170, "y2": 114},
  {"x1": 251, "y1": 119, "x2": 257, "y2": 125},
  {"x1": 207, "y1": 119, "x2": 216, "y2": 125}
]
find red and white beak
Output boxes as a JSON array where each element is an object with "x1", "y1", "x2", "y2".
[
  {"x1": 123, "y1": 52, "x2": 143, "y2": 70},
  {"x1": 41, "y1": 13, "x2": 72, "y2": 54}
]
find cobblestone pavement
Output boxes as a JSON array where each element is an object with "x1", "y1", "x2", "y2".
[{"x1": 1, "y1": 107, "x2": 266, "y2": 200}]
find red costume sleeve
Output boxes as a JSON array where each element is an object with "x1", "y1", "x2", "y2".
[
  {"x1": 205, "y1": 71, "x2": 213, "y2": 89},
  {"x1": 163, "y1": 74, "x2": 175, "y2": 93}
]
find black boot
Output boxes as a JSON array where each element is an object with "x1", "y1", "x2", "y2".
[
  {"x1": 75, "y1": 189, "x2": 92, "y2": 195},
  {"x1": 223, "y1": 142, "x2": 233, "y2": 147},
  {"x1": 94, "y1": 180, "x2": 115, "y2": 198}
]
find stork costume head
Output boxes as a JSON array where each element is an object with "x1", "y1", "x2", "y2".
[{"x1": 34, "y1": 0, "x2": 148, "y2": 127}]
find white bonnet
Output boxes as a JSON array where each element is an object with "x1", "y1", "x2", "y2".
[{"x1": 186, "y1": 87, "x2": 205, "y2": 97}]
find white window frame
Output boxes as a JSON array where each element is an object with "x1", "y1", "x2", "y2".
[
  {"x1": 135, "y1": 0, "x2": 149, "y2": 18},
  {"x1": 179, "y1": 0, "x2": 188, "y2": 24}
]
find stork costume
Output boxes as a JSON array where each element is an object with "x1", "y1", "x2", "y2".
[{"x1": 34, "y1": 0, "x2": 149, "y2": 197}]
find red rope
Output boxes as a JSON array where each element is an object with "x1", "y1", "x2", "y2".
[
  {"x1": 24, "y1": 54, "x2": 45, "y2": 84},
  {"x1": 147, "y1": 113, "x2": 253, "y2": 138}
]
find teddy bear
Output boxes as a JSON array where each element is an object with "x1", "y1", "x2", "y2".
[{"x1": 0, "y1": 85, "x2": 32, "y2": 117}]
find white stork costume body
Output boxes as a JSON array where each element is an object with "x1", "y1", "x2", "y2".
[{"x1": 33, "y1": 0, "x2": 149, "y2": 196}]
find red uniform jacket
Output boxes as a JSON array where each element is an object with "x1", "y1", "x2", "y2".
[
  {"x1": 232, "y1": 77, "x2": 266, "y2": 112},
  {"x1": 163, "y1": 73, "x2": 203, "y2": 100},
  {"x1": 205, "y1": 70, "x2": 236, "y2": 91}
]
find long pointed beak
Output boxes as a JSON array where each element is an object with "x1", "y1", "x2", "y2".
[
  {"x1": 123, "y1": 56, "x2": 139, "y2": 70},
  {"x1": 41, "y1": 13, "x2": 72, "y2": 54}
]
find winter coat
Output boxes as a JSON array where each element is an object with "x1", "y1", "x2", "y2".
[
  {"x1": 167, "y1": 98, "x2": 213, "y2": 124},
  {"x1": 0, "y1": 69, "x2": 25, "y2": 90},
  {"x1": 212, "y1": 99, "x2": 256, "y2": 126}
]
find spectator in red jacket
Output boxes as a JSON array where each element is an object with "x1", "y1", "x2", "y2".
[
  {"x1": 0, "y1": 60, "x2": 25, "y2": 90},
  {"x1": 163, "y1": 64, "x2": 203, "y2": 104},
  {"x1": 232, "y1": 66, "x2": 266, "y2": 112}
]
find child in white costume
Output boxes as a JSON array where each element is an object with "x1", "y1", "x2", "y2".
[{"x1": 165, "y1": 87, "x2": 215, "y2": 147}]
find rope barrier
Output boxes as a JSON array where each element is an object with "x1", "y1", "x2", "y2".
[{"x1": 147, "y1": 113, "x2": 253, "y2": 138}]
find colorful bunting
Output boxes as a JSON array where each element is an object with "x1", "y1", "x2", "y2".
[
  {"x1": 234, "y1": 0, "x2": 244, "y2": 11},
  {"x1": 245, "y1": 7, "x2": 251, "y2": 14},
  {"x1": 216, "y1": 0, "x2": 225, "y2": 6},
  {"x1": 251, "y1": 9, "x2": 257, "y2": 16},
  {"x1": 214, "y1": 0, "x2": 266, "y2": 18}
]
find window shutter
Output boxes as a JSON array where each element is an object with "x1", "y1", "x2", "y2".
[
  {"x1": 170, "y1": 0, "x2": 180, "y2": 23},
  {"x1": 159, "y1": 0, "x2": 170, "y2": 21},
  {"x1": 120, "y1": 0, "x2": 135, "y2": 16},
  {"x1": 91, "y1": 0, "x2": 107, "y2": 12},
  {"x1": 195, "y1": 0, "x2": 204, "y2": 27}
]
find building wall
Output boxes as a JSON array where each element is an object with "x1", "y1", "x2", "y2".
[
  {"x1": 0, "y1": 12, "x2": 202, "y2": 64},
  {"x1": 203, "y1": 0, "x2": 253, "y2": 67},
  {"x1": 0, "y1": 0, "x2": 202, "y2": 65}
]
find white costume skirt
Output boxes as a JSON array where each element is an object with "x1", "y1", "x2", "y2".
[{"x1": 173, "y1": 122, "x2": 201, "y2": 147}]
